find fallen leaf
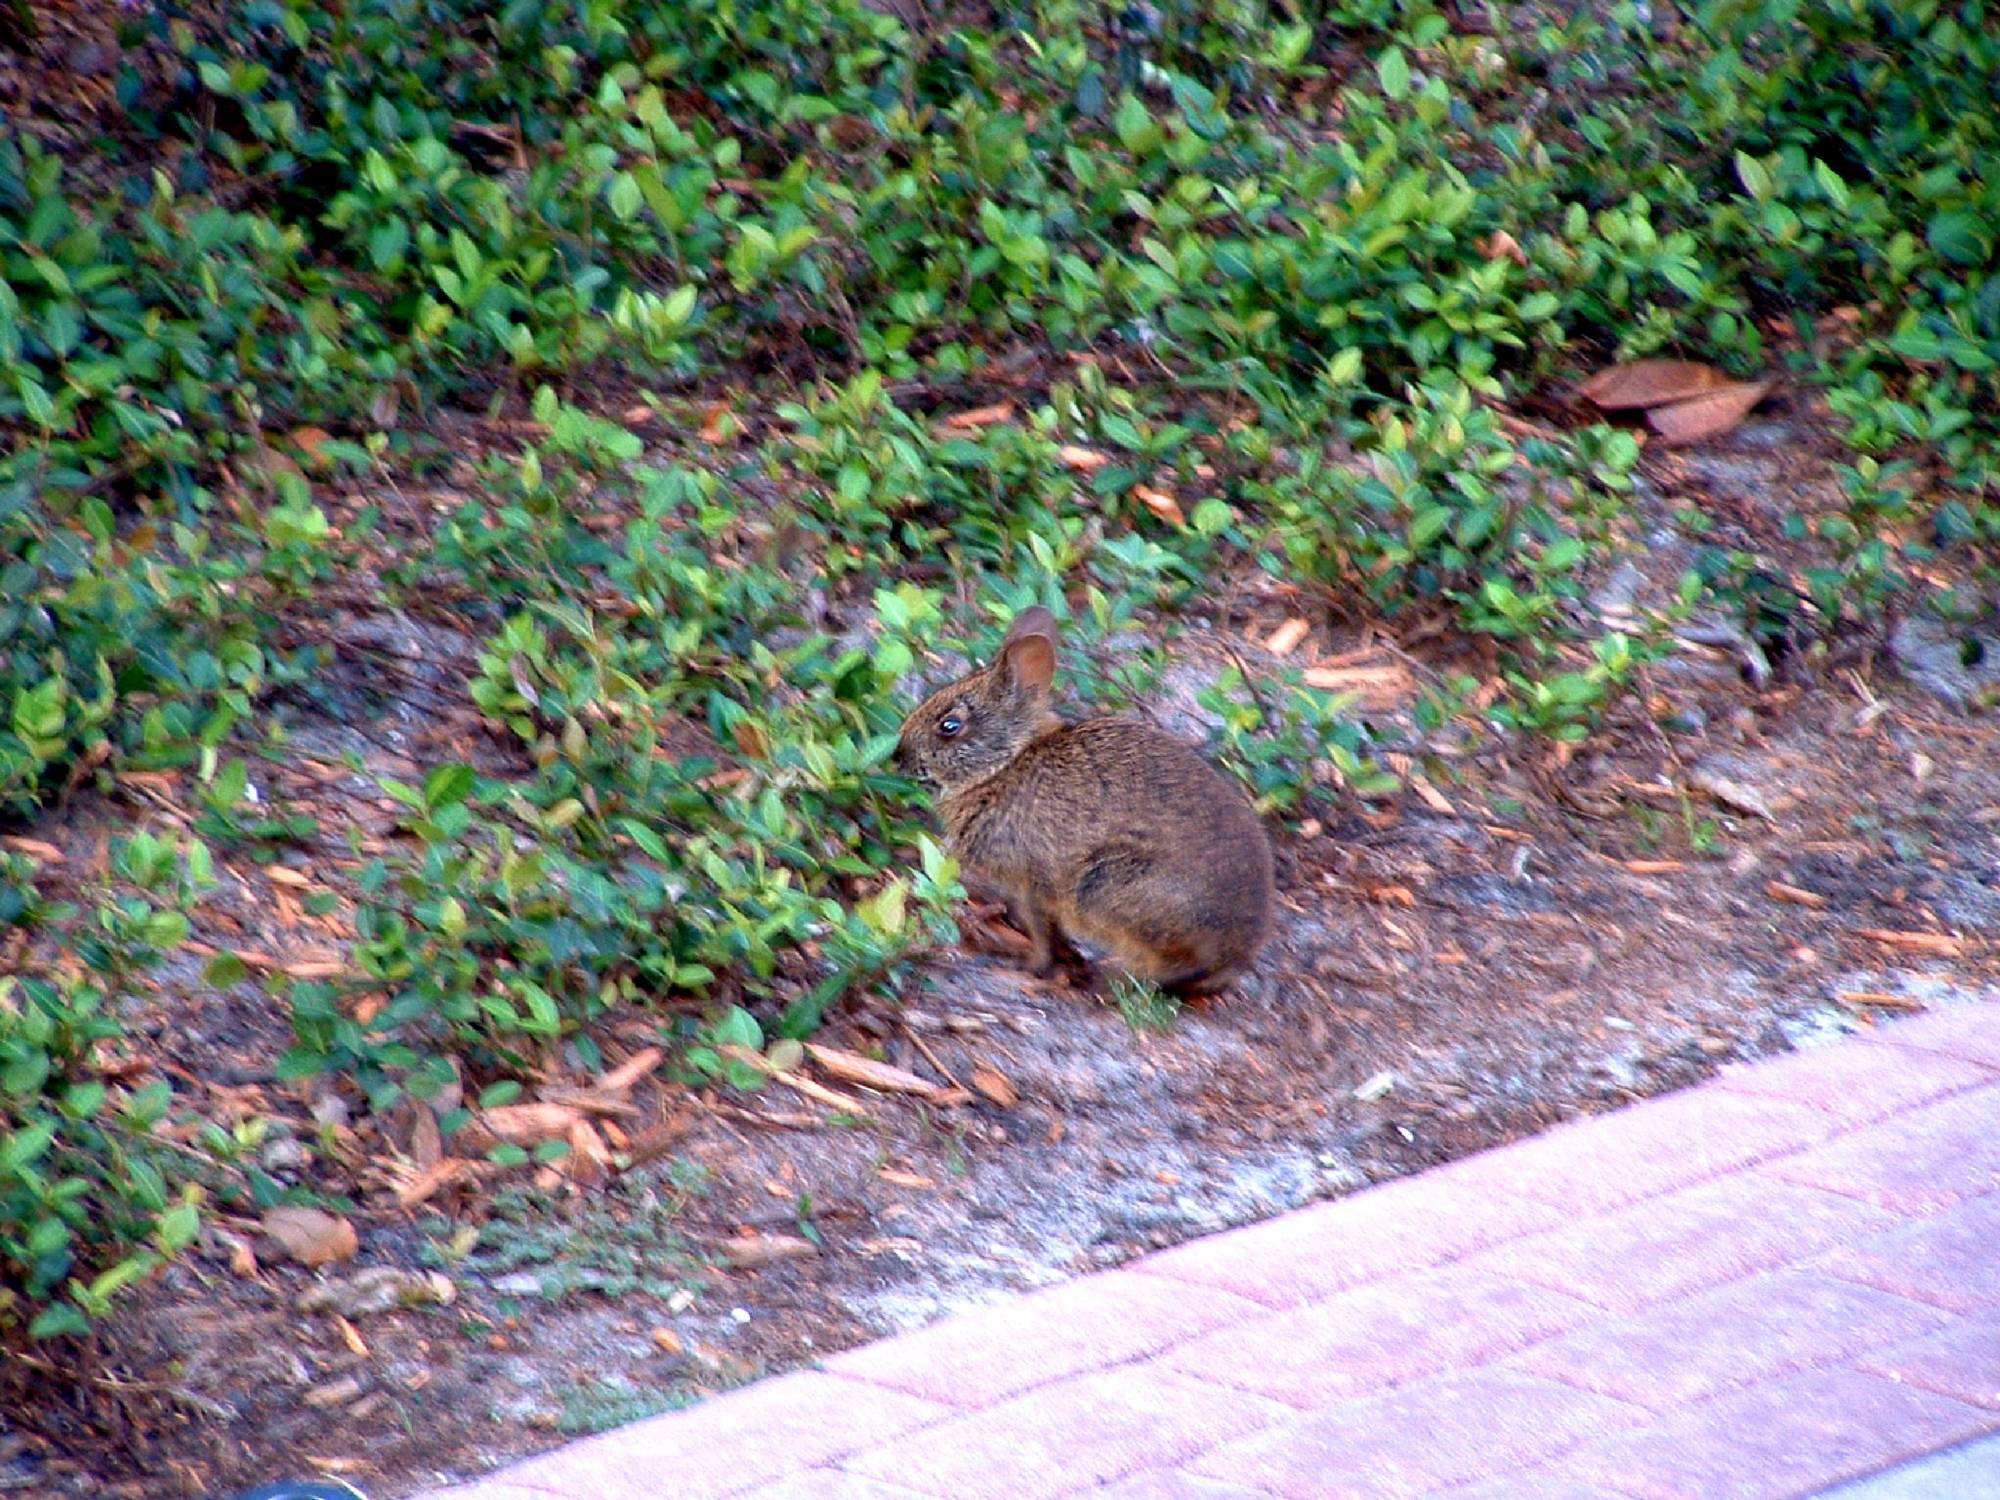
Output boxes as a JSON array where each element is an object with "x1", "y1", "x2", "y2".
[
  {"x1": 1853, "y1": 928, "x2": 1966, "y2": 957},
  {"x1": 265, "y1": 865, "x2": 312, "y2": 888},
  {"x1": 1263, "y1": 619, "x2": 1311, "y2": 657},
  {"x1": 969, "y1": 1063, "x2": 1019, "y2": 1108},
  {"x1": 805, "y1": 1043, "x2": 945, "y2": 1100},
  {"x1": 290, "y1": 426, "x2": 335, "y2": 468},
  {"x1": 259, "y1": 1207, "x2": 359, "y2": 1268},
  {"x1": 0, "y1": 836, "x2": 62, "y2": 862},
  {"x1": 720, "y1": 1233, "x2": 819, "y2": 1268},
  {"x1": 1057, "y1": 444, "x2": 1108, "y2": 472},
  {"x1": 1644, "y1": 378, "x2": 1775, "y2": 445},
  {"x1": 1358, "y1": 882, "x2": 1417, "y2": 907},
  {"x1": 1302, "y1": 663, "x2": 1406, "y2": 690},
  {"x1": 1408, "y1": 774, "x2": 1457, "y2": 816},
  {"x1": 1836, "y1": 991, "x2": 1926, "y2": 1011},
  {"x1": 565, "y1": 1119, "x2": 612, "y2": 1186},
  {"x1": 241, "y1": 445, "x2": 304, "y2": 487},
  {"x1": 719, "y1": 1045, "x2": 873, "y2": 1117},
  {"x1": 1132, "y1": 483, "x2": 1186, "y2": 527},
  {"x1": 1624, "y1": 859, "x2": 1685, "y2": 874},
  {"x1": 335, "y1": 1315, "x2": 369, "y2": 1357},
  {"x1": 282, "y1": 959, "x2": 349, "y2": 980},
  {"x1": 463, "y1": 1101, "x2": 585, "y2": 1148},
  {"x1": 1766, "y1": 881, "x2": 1829, "y2": 909},
  {"x1": 878, "y1": 1168, "x2": 936, "y2": 1189},
  {"x1": 394, "y1": 1157, "x2": 486, "y2": 1210},
  {"x1": 596, "y1": 1046, "x2": 665, "y2": 1093},
  {"x1": 1479, "y1": 230, "x2": 1528, "y2": 266},
  {"x1": 939, "y1": 401, "x2": 1015, "y2": 431},
  {"x1": 408, "y1": 1103, "x2": 443, "y2": 1172},
  {"x1": 1577, "y1": 359, "x2": 1733, "y2": 410}
]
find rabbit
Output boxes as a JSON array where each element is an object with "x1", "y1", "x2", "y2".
[{"x1": 895, "y1": 605, "x2": 1274, "y2": 994}]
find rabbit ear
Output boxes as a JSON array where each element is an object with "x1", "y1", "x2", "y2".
[
  {"x1": 998, "y1": 609, "x2": 1057, "y2": 696},
  {"x1": 1000, "y1": 633, "x2": 1055, "y2": 695},
  {"x1": 1003, "y1": 606, "x2": 1060, "y2": 649}
]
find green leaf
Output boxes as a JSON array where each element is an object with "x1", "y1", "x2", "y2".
[
  {"x1": 1927, "y1": 209, "x2": 1990, "y2": 267},
  {"x1": 1734, "y1": 151, "x2": 1774, "y2": 202},
  {"x1": 30, "y1": 1301, "x2": 92, "y2": 1340},
  {"x1": 422, "y1": 763, "x2": 478, "y2": 811},
  {"x1": 1114, "y1": 93, "x2": 1154, "y2": 154},
  {"x1": 607, "y1": 172, "x2": 643, "y2": 221},
  {"x1": 1377, "y1": 47, "x2": 1411, "y2": 101}
]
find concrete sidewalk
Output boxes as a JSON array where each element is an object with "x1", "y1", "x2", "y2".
[{"x1": 416, "y1": 1000, "x2": 2000, "y2": 1500}]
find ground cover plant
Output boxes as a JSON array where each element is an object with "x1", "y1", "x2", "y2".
[{"x1": 1, "y1": 0, "x2": 1997, "y2": 1490}]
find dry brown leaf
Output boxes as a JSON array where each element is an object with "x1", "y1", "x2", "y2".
[
  {"x1": 1576, "y1": 359, "x2": 1734, "y2": 411},
  {"x1": 969, "y1": 1063, "x2": 1019, "y2": 1109},
  {"x1": 1644, "y1": 379, "x2": 1774, "y2": 445},
  {"x1": 1263, "y1": 618, "x2": 1311, "y2": 657},
  {"x1": 394, "y1": 1157, "x2": 486, "y2": 1210},
  {"x1": 1132, "y1": 483, "x2": 1186, "y2": 527},
  {"x1": 221, "y1": 1232, "x2": 260, "y2": 1279},
  {"x1": 1, "y1": 836, "x2": 63, "y2": 862},
  {"x1": 464, "y1": 1101, "x2": 585, "y2": 1147},
  {"x1": 265, "y1": 865, "x2": 312, "y2": 888},
  {"x1": 1853, "y1": 928, "x2": 1966, "y2": 957},
  {"x1": 1302, "y1": 663, "x2": 1406, "y2": 691},
  {"x1": 720, "y1": 1233, "x2": 819, "y2": 1268},
  {"x1": 878, "y1": 1168, "x2": 936, "y2": 1189},
  {"x1": 282, "y1": 959, "x2": 349, "y2": 980},
  {"x1": 939, "y1": 401, "x2": 1015, "y2": 431},
  {"x1": 1766, "y1": 881, "x2": 1829, "y2": 909},
  {"x1": 1624, "y1": 859, "x2": 1686, "y2": 874},
  {"x1": 805, "y1": 1043, "x2": 945, "y2": 1100},
  {"x1": 1057, "y1": 444, "x2": 1108, "y2": 473},
  {"x1": 1408, "y1": 775, "x2": 1457, "y2": 816},
  {"x1": 335, "y1": 1315, "x2": 369, "y2": 1358},
  {"x1": 1359, "y1": 883, "x2": 1418, "y2": 907},
  {"x1": 718, "y1": 1044, "x2": 873, "y2": 1117},
  {"x1": 1479, "y1": 230, "x2": 1529, "y2": 266},
  {"x1": 699, "y1": 402, "x2": 733, "y2": 443},
  {"x1": 565, "y1": 1119, "x2": 612, "y2": 1186},
  {"x1": 596, "y1": 1046, "x2": 666, "y2": 1093},
  {"x1": 117, "y1": 770, "x2": 181, "y2": 792},
  {"x1": 241, "y1": 445, "x2": 305, "y2": 488},
  {"x1": 259, "y1": 1207, "x2": 359, "y2": 1268},
  {"x1": 408, "y1": 1104, "x2": 443, "y2": 1172},
  {"x1": 290, "y1": 426, "x2": 336, "y2": 469},
  {"x1": 1837, "y1": 991, "x2": 1926, "y2": 1011}
]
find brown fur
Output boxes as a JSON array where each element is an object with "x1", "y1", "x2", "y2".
[{"x1": 895, "y1": 607, "x2": 1275, "y2": 994}]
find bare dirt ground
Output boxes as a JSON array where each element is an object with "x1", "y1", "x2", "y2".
[{"x1": 4, "y1": 391, "x2": 1999, "y2": 1499}]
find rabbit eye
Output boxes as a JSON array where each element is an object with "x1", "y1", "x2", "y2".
[{"x1": 938, "y1": 715, "x2": 964, "y2": 738}]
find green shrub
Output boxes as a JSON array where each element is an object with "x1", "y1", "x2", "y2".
[{"x1": 0, "y1": 836, "x2": 212, "y2": 1339}]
